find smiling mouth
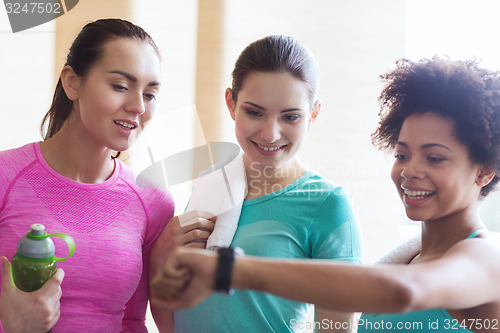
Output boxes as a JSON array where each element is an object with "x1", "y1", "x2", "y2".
[
  {"x1": 114, "y1": 120, "x2": 137, "y2": 130},
  {"x1": 403, "y1": 189, "x2": 435, "y2": 200},
  {"x1": 254, "y1": 142, "x2": 286, "y2": 152}
]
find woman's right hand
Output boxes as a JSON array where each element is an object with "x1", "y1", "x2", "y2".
[
  {"x1": 0, "y1": 256, "x2": 64, "y2": 333},
  {"x1": 163, "y1": 210, "x2": 216, "y2": 248},
  {"x1": 173, "y1": 210, "x2": 217, "y2": 248},
  {"x1": 150, "y1": 210, "x2": 216, "y2": 275}
]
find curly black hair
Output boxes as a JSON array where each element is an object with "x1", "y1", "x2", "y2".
[{"x1": 372, "y1": 57, "x2": 500, "y2": 197}]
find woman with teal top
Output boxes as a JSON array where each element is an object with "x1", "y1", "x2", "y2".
[
  {"x1": 150, "y1": 57, "x2": 500, "y2": 333},
  {"x1": 150, "y1": 35, "x2": 363, "y2": 332}
]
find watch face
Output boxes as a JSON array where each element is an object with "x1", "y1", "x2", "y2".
[{"x1": 5, "y1": 0, "x2": 80, "y2": 33}]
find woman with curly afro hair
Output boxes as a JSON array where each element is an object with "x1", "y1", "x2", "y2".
[{"x1": 151, "y1": 57, "x2": 500, "y2": 333}]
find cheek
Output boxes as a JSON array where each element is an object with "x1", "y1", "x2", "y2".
[
  {"x1": 234, "y1": 118, "x2": 253, "y2": 139},
  {"x1": 280, "y1": 122, "x2": 307, "y2": 143},
  {"x1": 80, "y1": 91, "x2": 111, "y2": 118},
  {"x1": 390, "y1": 164, "x2": 401, "y2": 186},
  {"x1": 439, "y1": 170, "x2": 474, "y2": 195},
  {"x1": 293, "y1": 124, "x2": 309, "y2": 141},
  {"x1": 232, "y1": 123, "x2": 249, "y2": 150},
  {"x1": 141, "y1": 109, "x2": 155, "y2": 127}
]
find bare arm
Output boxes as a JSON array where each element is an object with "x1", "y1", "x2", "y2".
[
  {"x1": 234, "y1": 238, "x2": 500, "y2": 312},
  {"x1": 149, "y1": 306, "x2": 174, "y2": 333},
  {"x1": 149, "y1": 210, "x2": 215, "y2": 332},
  {"x1": 233, "y1": 256, "x2": 414, "y2": 313},
  {"x1": 151, "y1": 238, "x2": 500, "y2": 314},
  {"x1": 307, "y1": 233, "x2": 420, "y2": 330}
]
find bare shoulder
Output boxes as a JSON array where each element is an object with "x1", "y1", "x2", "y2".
[
  {"x1": 409, "y1": 236, "x2": 500, "y2": 310},
  {"x1": 448, "y1": 233, "x2": 500, "y2": 252},
  {"x1": 445, "y1": 235, "x2": 500, "y2": 273},
  {"x1": 451, "y1": 237, "x2": 500, "y2": 333}
]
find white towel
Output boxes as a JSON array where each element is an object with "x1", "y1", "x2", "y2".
[
  {"x1": 376, "y1": 235, "x2": 421, "y2": 264},
  {"x1": 184, "y1": 153, "x2": 247, "y2": 250}
]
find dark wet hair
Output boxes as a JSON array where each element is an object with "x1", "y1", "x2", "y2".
[
  {"x1": 372, "y1": 57, "x2": 500, "y2": 197},
  {"x1": 229, "y1": 35, "x2": 319, "y2": 110},
  {"x1": 40, "y1": 18, "x2": 160, "y2": 142}
]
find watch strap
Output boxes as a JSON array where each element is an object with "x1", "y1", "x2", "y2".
[{"x1": 215, "y1": 247, "x2": 241, "y2": 294}]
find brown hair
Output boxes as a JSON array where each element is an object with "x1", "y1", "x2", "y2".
[
  {"x1": 41, "y1": 18, "x2": 160, "y2": 140},
  {"x1": 372, "y1": 57, "x2": 500, "y2": 197},
  {"x1": 230, "y1": 35, "x2": 319, "y2": 110}
]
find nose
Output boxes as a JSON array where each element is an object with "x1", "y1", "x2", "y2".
[
  {"x1": 400, "y1": 160, "x2": 425, "y2": 180},
  {"x1": 260, "y1": 118, "x2": 281, "y2": 143},
  {"x1": 126, "y1": 92, "x2": 146, "y2": 115}
]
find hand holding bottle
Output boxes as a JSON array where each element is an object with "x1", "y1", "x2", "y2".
[
  {"x1": 0, "y1": 256, "x2": 64, "y2": 333},
  {"x1": 0, "y1": 224, "x2": 74, "y2": 332}
]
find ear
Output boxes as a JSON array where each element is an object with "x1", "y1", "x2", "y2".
[
  {"x1": 308, "y1": 102, "x2": 321, "y2": 128},
  {"x1": 225, "y1": 88, "x2": 236, "y2": 121},
  {"x1": 60, "y1": 65, "x2": 81, "y2": 101},
  {"x1": 476, "y1": 164, "x2": 496, "y2": 188}
]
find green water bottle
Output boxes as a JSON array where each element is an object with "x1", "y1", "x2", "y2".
[{"x1": 12, "y1": 224, "x2": 75, "y2": 292}]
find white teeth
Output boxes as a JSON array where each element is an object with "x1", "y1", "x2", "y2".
[
  {"x1": 257, "y1": 144, "x2": 282, "y2": 151},
  {"x1": 404, "y1": 189, "x2": 434, "y2": 198},
  {"x1": 114, "y1": 121, "x2": 135, "y2": 129}
]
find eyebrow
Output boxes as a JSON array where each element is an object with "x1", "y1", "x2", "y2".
[
  {"x1": 243, "y1": 101, "x2": 303, "y2": 113},
  {"x1": 395, "y1": 141, "x2": 451, "y2": 151},
  {"x1": 110, "y1": 70, "x2": 160, "y2": 87}
]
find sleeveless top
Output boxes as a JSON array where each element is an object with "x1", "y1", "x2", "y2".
[{"x1": 358, "y1": 230, "x2": 484, "y2": 333}]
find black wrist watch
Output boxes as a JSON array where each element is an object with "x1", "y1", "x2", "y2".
[{"x1": 215, "y1": 247, "x2": 243, "y2": 294}]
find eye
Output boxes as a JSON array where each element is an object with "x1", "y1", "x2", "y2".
[
  {"x1": 245, "y1": 109, "x2": 262, "y2": 118},
  {"x1": 112, "y1": 84, "x2": 128, "y2": 92},
  {"x1": 427, "y1": 156, "x2": 446, "y2": 163},
  {"x1": 394, "y1": 153, "x2": 408, "y2": 161},
  {"x1": 283, "y1": 114, "x2": 300, "y2": 122},
  {"x1": 143, "y1": 93, "x2": 157, "y2": 101}
]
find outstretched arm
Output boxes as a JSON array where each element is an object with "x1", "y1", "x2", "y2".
[{"x1": 151, "y1": 239, "x2": 500, "y2": 314}]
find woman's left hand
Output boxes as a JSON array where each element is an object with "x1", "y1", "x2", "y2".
[{"x1": 150, "y1": 247, "x2": 217, "y2": 310}]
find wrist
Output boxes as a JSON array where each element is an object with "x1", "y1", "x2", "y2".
[
  {"x1": 231, "y1": 255, "x2": 246, "y2": 290},
  {"x1": 214, "y1": 247, "x2": 243, "y2": 294},
  {"x1": 232, "y1": 256, "x2": 262, "y2": 291}
]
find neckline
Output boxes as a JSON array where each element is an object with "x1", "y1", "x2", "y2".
[
  {"x1": 34, "y1": 142, "x2": 120, "y2": 189},
  {"x1": 409, "y1": 228, "x2": 487, "y2": 264},
  {"x1": 466, "y1": 229, "x2": 485, "y2": 239},
  {"x1": 243, "y1": 170, "x2": 313, "y2": 206}
]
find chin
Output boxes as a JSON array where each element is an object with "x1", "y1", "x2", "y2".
[
  {"x1": 406, "y1": 215, "x2": 423, "y2": 222},
  {"x1": 404, "y1": 209, "x2": 427, "y2": 222},
  {"x1": 113, "y1": 138, "x2": 138, "y2": 152},
  {"x1": 107, "y1": 144, "x2": 130, "y2": 153}
]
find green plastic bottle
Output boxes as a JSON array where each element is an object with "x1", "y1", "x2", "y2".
[{"x1": 12, "y1": 224, "x2": 75, "y2": 292}]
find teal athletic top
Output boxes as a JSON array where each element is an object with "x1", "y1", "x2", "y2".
[
  {"x1": 175, "y1": 171, "x2": 363, "y2": 332},
  {"x1": 358, "y1": 230, "x2": 484, "y2": 333}
]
